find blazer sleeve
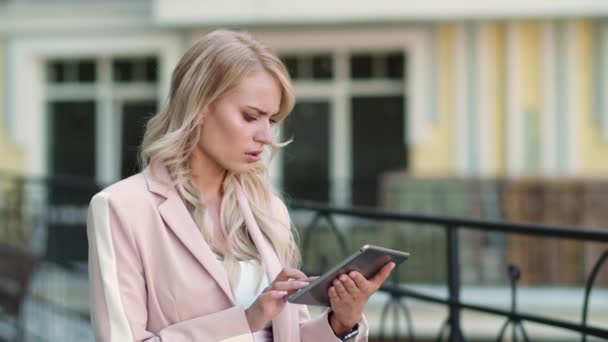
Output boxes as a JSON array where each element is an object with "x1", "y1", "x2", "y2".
[
  {"x1": 271, "y1": 196, "x2": 370, "y2": 342},
  {"x1": 87, "y1": 192, "x2": 254, "y2": 342}
]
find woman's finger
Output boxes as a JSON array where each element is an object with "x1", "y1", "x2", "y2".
[
  {"x1": 302, "y1": 276, "x2": 320, "y2": 282},
  {"x1": 328, "y1": 286, "x2": 339, "y2": 302},
  {"x1": 333, "y1": 279, "x2": 350, "y2": 300},
  {"x1": 339, "y1": 274, "x2": 361, "y2": 297},
  {"x1": 271, "y1": 280, "x2": 310, "y2": 292},
  {"x1": 349, "y1": 271, "x2": 369, "y2": 290},
  {"x1": 261, "y1": 290, "x2": 289, "y2": 300},
  {"x1": 275, "y1": 267, "x2": 307, "y2": 281},
  {"x1": 271, "y1": 290, "x2": 288, "y2": 299}
]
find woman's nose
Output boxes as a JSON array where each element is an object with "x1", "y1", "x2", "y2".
[{"x1": 254, "y1": 122, "x2": 273, "y2": 144}]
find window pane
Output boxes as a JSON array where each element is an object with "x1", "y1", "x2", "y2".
[
  {"x1": 113, "y1": 58, "x2": 133, "y2": 82},
  {"x1": 312, "y1": 55, "x2": 333, "y2": 80},
  {"x1": 298, "y1": 56, "x2": 313, "y2": 79},
  {"x1": 350, "y1": 54, "x2": 373, "y2": 79},
  {"x1": 351, "y1": 96, "x2": 407, "y2": 207},
  {"x1": 386, "y1": 52, "x2": 405, "y2": 79},
  {"x1": 78, "y1": 60, "x2": 96, "y2": 82},
  {"x1": 47, "y1": 100, "x2": 97, "y2": 265},
  {"x1": 121, "y1": 101, "x2": 157, "y2": 178},
  {"x1": 281, "y1": 55, "x2": 299, "y2": 80},
  {"x1": 48, "y1": 101, "x2": 96, "y2": 178},
  {"x1": 282, "y1": 101, "x2": 330, "y2": 202},
  {"x1": 145, "y1": 57, "x2": 158, "y2": 82},
  {"x1": 47, "y1": 61, "x2": 66, "y2": 83}
]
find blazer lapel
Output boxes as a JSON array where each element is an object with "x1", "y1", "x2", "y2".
[
  {"x1": 144, "y1": 164, "x2": 235, "y2": 304},
  {"x1": 234, "y1": 183, "x2": 298, "y2": 342}
]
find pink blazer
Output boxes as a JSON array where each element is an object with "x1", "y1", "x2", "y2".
[{"x1": 87, "y1": 164, "x2": 369, "y2": 341}]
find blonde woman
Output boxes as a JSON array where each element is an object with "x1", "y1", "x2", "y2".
[{"x1": 87, "y1": 29, "x2": 395, "y2": 342}]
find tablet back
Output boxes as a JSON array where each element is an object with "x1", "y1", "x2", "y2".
[{"x1": 288, "y1": 244, "x2": 409, "y2": 306}]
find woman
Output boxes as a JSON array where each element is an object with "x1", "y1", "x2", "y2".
[{"x1": 87, "y1": 29, "x2": 395, "y2": 341}]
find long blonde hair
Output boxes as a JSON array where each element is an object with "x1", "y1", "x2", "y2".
[{"x1": 139, "y1": 30, "x2": 299, "y2": 287}]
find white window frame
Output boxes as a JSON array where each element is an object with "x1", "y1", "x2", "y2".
[{"x1": 8, "y1": 32, "x2": 182, "y2": 183}]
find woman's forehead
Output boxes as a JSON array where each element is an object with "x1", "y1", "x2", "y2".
[{"x1": 230, "y1": 71, "x2": 282, "y2": 113}]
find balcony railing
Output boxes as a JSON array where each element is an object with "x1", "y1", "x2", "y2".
[
  {"x1": 0, "y1": 173, "x2": 607, "y2": 341},
  {"x1": 290, "y1": 200, "x2": 608, "y2": 341}
]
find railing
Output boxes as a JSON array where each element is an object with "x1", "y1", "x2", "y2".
[
  {"x1": 290, "y1": 200, "x2": 608, "y2": 341},
  {"x1": 1, "y1": 173, "x2": 608, "y2": 341}
]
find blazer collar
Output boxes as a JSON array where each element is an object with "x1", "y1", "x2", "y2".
[
  {"x1": 142, "y1": 163, "x2": 235, "y2": 304},
  {"x1": 142, "y1": 163, "x2": 297, "y2": 340}
]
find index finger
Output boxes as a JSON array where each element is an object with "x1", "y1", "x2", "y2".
[{"x1": 275, "y1": 267, "x2": 307, "y2": 281}]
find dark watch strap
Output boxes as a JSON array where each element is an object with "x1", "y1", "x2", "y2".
[{"x1": 336, "y1": 323, "x2": 359, "y2": 341}]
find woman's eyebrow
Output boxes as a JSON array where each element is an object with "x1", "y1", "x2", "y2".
[{"x1": 246, "y1": 105, "x2": 277, "y2": 116}]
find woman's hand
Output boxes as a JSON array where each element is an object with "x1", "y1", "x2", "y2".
[
  {"x1": 245, "y1": 267, "x2": 313, "y2": 332},
  {"x1": 328, "y1": 262, "x2": 395, "y2": 335}
]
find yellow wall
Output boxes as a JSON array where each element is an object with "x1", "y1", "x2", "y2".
[
  {"x1": 519, "y1": 22, "x2": 542, "y2": 114},
  {"x1": 410, "y1": 22, "x2": 508, "y2": 176},
  {"x1": 410, "y1": 19, "x2": 608, "y2": 177},
  {"x1": 518, "y1": 21, "x2": 543, "y2": 172},
  {"x1": 0, "y1": 36, "x2": 24, "y2": 173},
  {"x1": 410, "y1": 23, "x2": 456, "y2": 176},
  {"x1": 486, "y1": 22, "x2": 507, "y2": 175},
  {"x1": 577, "y1": 20, "x2": 608, "y2": 176}
]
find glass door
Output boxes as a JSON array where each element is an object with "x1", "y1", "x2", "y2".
[
  {"x1": 119, "y1": 101, "x2": 157, "y2": 178},
  {"x1": 281, "y1": 101, "x2": 330, "y2": 202},
  {"x1": 351, "y1": 95, "x2": 406, "y2": 207}
]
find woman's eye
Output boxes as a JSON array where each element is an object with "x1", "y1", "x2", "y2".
[
  {"x1": 243, "y1": 113, "x2": 256, "y2": 122},
  {"x1": 270, "y1": 118, "x2": 278, "y2": 125}
]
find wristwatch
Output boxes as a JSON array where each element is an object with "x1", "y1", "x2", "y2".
[
  {"x1": 328, "y1": 312, "x2": 360, "y2": 341},
  {"x1": 336, "y1": 323, "x2": 359, "y2": 341}
]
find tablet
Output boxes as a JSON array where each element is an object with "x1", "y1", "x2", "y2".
[{"x1": 287, "y1": 244, "x2": 409, "y2": 306}]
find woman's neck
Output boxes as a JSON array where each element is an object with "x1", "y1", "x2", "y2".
[
  {"x1": 189, "y1": 149, "x2": 228, "y2": 251},
  {"x1": 189, "y1": 148, "x2": 227, "y2": 201}
]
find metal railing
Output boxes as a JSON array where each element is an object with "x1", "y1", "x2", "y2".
[
  {"x1": 290, "y1": 200, "x2": 608, "y2": 341},
  {"x1": 1, "y1": 173, "x2": 608, "y2": 341}
]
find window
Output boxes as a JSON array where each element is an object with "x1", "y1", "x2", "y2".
[
  {"x1": 113, "y1": 57, "x2": 158, "y2": 83},
  {"x1": 46, "y1": 59, "x2": 96, "y2": 83},
  {"x1": 278, "y1": 50, "x2": 407, "y2": 206},
  {"x1": 281, "y1": 54, "x2": 334, "y2": 80},
  {"x1": 43, "y1": 56, "x2": 158, "y2": 264},
  {"x1": 350, "y1": 51, "x2": 405, "y2": 80}
]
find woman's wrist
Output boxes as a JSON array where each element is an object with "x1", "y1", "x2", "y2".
[
  {"x1": 328, "y1": 311, "x2": 358, "y2": 336},
  {"x1": 245, "y1": 306, "x2": 266, "y2": 332}
]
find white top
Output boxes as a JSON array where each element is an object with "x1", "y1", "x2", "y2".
[
  {"x1": 207, "y1": 214, "x2": 273, "y2": 341},
  {"x1": 222, "y1": 259, "x2": 273, "y2": 341}
]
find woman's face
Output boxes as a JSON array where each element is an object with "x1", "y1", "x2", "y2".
[{"x1": 196, "y1": 69, "x2": 282, "y2": 174}]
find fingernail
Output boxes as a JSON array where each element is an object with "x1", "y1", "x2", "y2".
[
  {"x1": 340, "y1": 275, "x2": 348, "y2": 281},
  {"x1": 298, "y1": 281, "x2": 310, "y2": 286}
]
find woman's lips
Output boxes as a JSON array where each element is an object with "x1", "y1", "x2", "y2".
[{"x1": 245, "y1": 151, "x2": 262, "y2": 162}]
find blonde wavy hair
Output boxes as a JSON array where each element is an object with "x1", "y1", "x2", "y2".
[{"x1": 139, "y1": 29, "x2": 299, "y2": 287}]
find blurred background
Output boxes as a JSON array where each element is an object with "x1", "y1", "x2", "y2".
[{"x1": 1, "y1": 0, "x2": 608, "y2": 341}]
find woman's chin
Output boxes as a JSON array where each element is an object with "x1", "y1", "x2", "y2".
[{"x1": 228, "y1": 163, "x2": 257, "y2": 175}]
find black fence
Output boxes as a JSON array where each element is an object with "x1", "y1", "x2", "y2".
[
  {"x1": 290, "y1": 200, "x2": 608, "y2": 341},
  {"x1": 1, "y1": 173, "x2": 607, "y2": 341}
]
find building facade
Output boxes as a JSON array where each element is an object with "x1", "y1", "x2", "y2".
[{"x1": 2, "y1": 0, "x2": 608, "y2": 206}]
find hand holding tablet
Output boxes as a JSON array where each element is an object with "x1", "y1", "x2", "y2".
[{"x1": 287, "y1": 244, "x2": 409, "y2": 306}]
